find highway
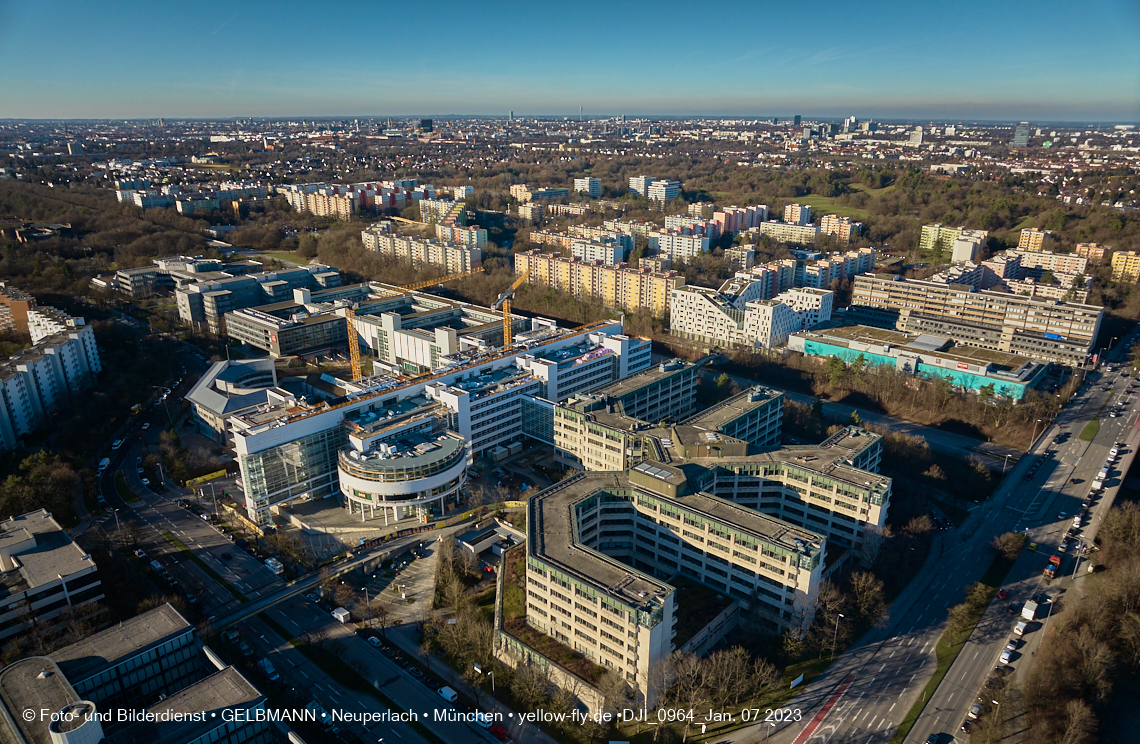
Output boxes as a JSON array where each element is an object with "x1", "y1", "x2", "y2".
[{"x1": 728, "y1": 337, "x2": 1139, "y2": 744}]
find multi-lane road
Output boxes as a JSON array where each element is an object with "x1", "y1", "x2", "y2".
[{"x1": 728, "y1": 341, "x2": 1140, "y2": 744}]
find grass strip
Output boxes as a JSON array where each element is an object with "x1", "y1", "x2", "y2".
[
  {"x1": 1079, "y1": 418, "x2": 1100, "y2": 442},
  {"x1": 258, "y1": 614, "x2": 447, "y2": 744},
  {"x1": 888, "y1": 553, "x2": 1018, "y2": 743},
  {"x1": 114, "y1": 470, "x2": 140, "y2": 503},
  {"x1": 162, "y1": 531, "x2": 247, "y2": 603}
]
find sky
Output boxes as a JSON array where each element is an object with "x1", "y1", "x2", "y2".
[{"x1": 0, "y1": 0, "x2": 1138, "y2": 122}]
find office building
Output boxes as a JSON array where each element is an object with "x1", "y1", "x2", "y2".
[
  {"x1": 670, "y1": 278, "x2": 833, "y2": 349},
  {"x1": 1075, "y1": 243, "x2": 1107, "y2": 263},
  {"x1": 1012, "y1": 122, "x2": 1031, "y2": 148},
  {"x1": 186, "y1": 359, "x2": 278, "y2": 443},
  {"x1": 515, "y1": 250, "x2": 686, "y2": 318},
  {"x1": 362, "y1": 226, "x2": 483, "y2": 274},
  {"x1": 1018, "y1": 228, "x2": 1057, "y2": 252},
  {"x1": 848, "y1": 273, "x2": 1103, "y2": 366},
  {"x1": 783, "y1": 203, "x2": 812, "y2": 226},
  {"x1": 789, "y1": 324, "x2": 1049, "y2": 400},
  {"x1": 0, "y1": 604, "x2": 277, "y2": 744},
  {"x1": 230, "y1": 320, "x2": 649, "y2": 524},
  {"x1": 574, "y1": 178, "x2": 601, "y2": 198},
  {"x1": 0, "y1": 509, "x2": 103, "y2": 641},
  {"x1": 908, "y1": 127, "x2": 924, "y2": 146},
  {"x1": 646, "y1": 180, "x2": 680, "y2": 202},
  {"x1": 1112, "y1": 251, "x2": 1140, "y2": 283},
  {"x1": 628, "y1": 176, "x2": 655, "y2": 197},
  {"x1": 793, "y1": 115, "x2": 801, "y2": 126},
  {"x1": 648, "y1": 229, "x2": 709, "y2": 261},
  {"x1": 750, "y1": 221, "x2": 821, "y2": 245},
  {"x1": 819, "y1": 214, "x2": 859, "y2": 244},
  {"x1": 176, "y1": 265, "x2": 341, "y2": 335},
  {"x1": 515, "y1": 397, "x2": 889, "y2": 706},
  {"x1": 0, "y1": 314, "x2": 102, "y2": 451}
]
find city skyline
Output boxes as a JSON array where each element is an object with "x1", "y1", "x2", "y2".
[{"x1": 0, "y1": 0, "x2": 1137, "y2": 121}]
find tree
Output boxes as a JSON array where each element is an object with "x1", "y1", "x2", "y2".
[
  {"x1": 848, "y1": 410, "x2": 862, "y2": 427},
  {"x1": 858, "y1": 524, "x2": 890, "y2": 567},
  {"x1": 990, "y1": 532, "x2": 1027, "y2": 561},
  {"x1": 849, "y1": 571, "x2": 887, "y2": 626},
  {"x1": 809, "y1": 399, "x2": 824, "y2": 419},
  {"x1": 1059, "y1": 699, "x2": 1098, "y2": 744}
]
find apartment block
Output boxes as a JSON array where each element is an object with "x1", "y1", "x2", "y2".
[
  {"x1": 819, "y1": 214, "x2": 860, "y2": 243},
  {"x1": 664, "y1": 215, "x2": 720, "y2": 238},
  {"x1": 799, "y1": 248, "x2": 877, "y2": 289},
  {"x1": 361, "y1": 226, "x2": 483, "y2": 274},
  {"x1": 567, "y1": 225, "x2": 634, "y2": 252},
  {"x1": 1112, "y1": 250, "x2": 1140, "y2": 283},
  {"x1": 515, "y1": 250, "x2": 686, "y2": 317},
  {"x1": 628, "y1": 176, "x2": 655, "y2": 196},
  {"x1": 574, "y1": 177, "x2": 601, "y2": 198},
  {"x1": 1018, "y1": 227, "x2": 1057, "y2": 252},
  {"x1": 712, "y1": 205, "x2": 767, "y2": 235},
  {"x1": 1075, "y1": 243, "x2": 1107, "y2": 262},
  {"x1": 648, "y1": 229, "x2": 709, "y2": 261},
  {"x1": 0, "y1": 283, "x2": 35, "y2": 334},
  {"x1": 783, "y1": 203, "x2": 813, "y2": 225},
  {"x1": 670, "y1": 278, "x2": 833, "y2": 349},
  {"x1": 647, "y1": 180, "x2": 680, "y2": 202},
  {"x1": 436, "y1": 223, "x2": 488, "y2": 247},
  {"x1": 572, "y1": 238, "x2": 629, "y2": 266},
  {"x1": 725, "y1": 247, "x2": 756, "y2": 270},
  {"x1": 518, "y1": 203, "x2": 545, "y2": 221},
  {"x1": 0, "y1": 315, "x2": 102, "y2": 450},
  {"x1": 919, "y1": 224, "x2": 989, "y2": 258},
  {"x1": 750, "y1": 221, "x2": 821, "y2": 245},
  {"x1": 510, "y1": 185, "x2": 569, "y2": 202},
  {"x1": 849, "y1": 273, "x2": 1103, "y2": 365},
  {"x1": 1010, "y1": 249, "x2": 1088, "y2": 277}
]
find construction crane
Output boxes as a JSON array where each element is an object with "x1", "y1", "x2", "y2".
[
  {"x1": 399, "y1": 266, "x2": 484, "y2": 292},
  {"x1": 345, "y1": 305, "x2": 363, "y2": 381},
  {"x1": 492, "y1": 267, "x2": 531, "y2": 347}
]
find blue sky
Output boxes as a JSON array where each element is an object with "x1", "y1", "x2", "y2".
[{"x1": 0, "y1": 0, "x2": 1137, "y2": 122}]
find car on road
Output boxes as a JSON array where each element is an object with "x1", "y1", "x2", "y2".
[
  {"x1": 111, "y1": 439, "x2": 123, "y2": 450},
  {"x1": 1058, "y1": 512, "x2": 1067, "y2": 519},
  {"x1": 304, "y1": 592, "x2": 319, "y2": 602},
  {"x1": 1000, "y1": 650, "x2": 1013, "y2": 664},
  {"x1": 960, "y1": 720, "x2": 974, "y2": 733},
  {"x1": 1006, "y1": 638, "x2": 1018, "y2": 651},
  {"x1": 925, "y1": 735, "x2": 939, "y2": 744},
  {"x1": 474, "y1": 712, "x2": 493, "y2": 729},
  {"x1": 141, "y1": 422, "x2": 150, "y2": 430},
  {"x1": 968, "y1": 703, "x2": 983, "y2": 719},
  {"x1": 141, "y1": 478, "x2": 150, "y2": 487},
  {"x1": 997, "y1": 589, "x2": 1008, "y2": 599},
  {"x1": 134, "y1": 549, "x2": 146, "y2": 558},
  {"x1": 367, "y1": 637, "x2": 382, "y2": 648},
  {"x1": 489, "y1": 725, "x2": 509, "y2": 741}
]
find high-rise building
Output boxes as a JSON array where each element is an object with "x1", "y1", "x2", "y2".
[
  {"x1": 918, "y1": 224, "x2": 989, "y2": 259},
  {"x1": 628, "y1": 176, "x2": 655, "y2": 196},
  {"x1": 820, "y1": 214, "x2": 860, "y2": 244},
  {"x1": 784, "y1": 203, "x2": 813, "y2": 225},
  {"x1": 573, "y1": 177, "x2": 601, "y2": 198},
  {"x1": 515, "y1": 250, "x2": 686, "y2": 317},
  {"x1": 1111, "y1": 251, "x2": 1140, "y2": 283},
  {"x1": 908, "y1": 127, "x2": 924, "y2": 146},
  {"x1": 419, "y1": 118, "x2": 433, "y2": 132},
  {"x1": 671, "y1": 278, "x2": 833, "y2": 349},
  {"x1": 1012, "y1": 122, "x2": 1031, "y2": 148},
  {"x1": 646, "y1": 179, "x2": 680, "y2": 202},
  {"x1": 1075, "y1": 243, "x2": 1107, "y2": 263},
  {"x1": 1018, "y1": 227, "x2": 1056, "y2": 251},
  {"x1": 793, "y1": 115, "x2": 801, "y2": 127}
]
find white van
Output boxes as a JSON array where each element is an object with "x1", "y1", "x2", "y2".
[
  {"x1": 437, "y1": 686, "x2": 458, "y2": 703},
  {"x1": 1014, "y1": 621, "x2": 1028, "y2": 636},
  {"x1": 97, "y1": 457, "x2": 110, "y2": 474}
]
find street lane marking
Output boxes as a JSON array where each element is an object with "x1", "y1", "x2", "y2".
[
  {"x1": 791, "y1": 673, "x2": 854, "y2": 744},
  {"x1": 888, "y1": 703, "x2": 896, "y2": 712}
]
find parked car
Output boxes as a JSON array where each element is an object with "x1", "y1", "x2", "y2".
[{"x1": 111, "y1": 439, "x2": 123, "y2": 450}]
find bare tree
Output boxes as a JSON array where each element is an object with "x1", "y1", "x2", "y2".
[
  {"x1": 1059, "y1": 699, "x2": 1098, "y2": 744},
  {"x1": 858, "y1": 524, "x2": 890, "y2": 567},
  {"x1": 990, "y1": 532, "x2": 1027, "y2": 561},
  {"x1": 850, "y1": 571, "x2": 888, "y2": 626}
]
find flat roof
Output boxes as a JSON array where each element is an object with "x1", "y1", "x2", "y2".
[
  {"x1": 590, "y1": 359, "x2": 693, "y2": 400},
  {"x1": 798, "y1": 322, "x2": 1038, "y2": 369},
  {"x1": 107, "y1": 667, "x2": 263, "y2": 744},
  {"x1": 53, "y1": 604, "x2": 192, "y2": 684},
  {"x1": 0, "y1": 511, "x2": 95, "y2": 597},
  {"x1": 0, "y1": 658, "x2": 77, "y2": 744},
  {"x1": 683, "y1": 385, "x2": 782, "y2": 431}
]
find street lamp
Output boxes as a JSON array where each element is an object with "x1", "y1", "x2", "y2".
[
  {"x1": 1028, "y1": 418, "x2": 1045, "y2": 452},
  {"x1": 1001, "y1": 453, "x2": 1012, "y2": 480},
  {"x1": 990, "y1": 699, "x2": 1001, "y2": 743},
  {"x1": 474, "y1": 663, "x2": 495, "y2": 703},
  {"x1": 765, "y1": 721, "x2": 776, "y2": 740},
  {"x1": 831, "y1": 613, "x2": 845, "y2": 660}
]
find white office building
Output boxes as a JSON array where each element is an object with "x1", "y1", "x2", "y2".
[
  {"x1": 573, "y1": 178, "x2": 601, "y2": 198},
  {"x1": 647, "y1": 180, "x2": 681, "y2": 202}
]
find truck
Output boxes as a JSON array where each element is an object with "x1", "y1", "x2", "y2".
[
  {"x1": 1044, "y1": 555, "x2": 1062, "y2": 579},
  {"x1": 1092, "y1": 479, "x2": 1104, "y2": 491},
  {"x1": 1022, "y1": 600, "x2": 1039, "y2": 620},
  {"x1": 258, "y1": 659, "x2": 279, "y2": 682}
]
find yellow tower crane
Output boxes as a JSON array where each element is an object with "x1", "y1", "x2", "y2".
[
  {"x1": 491, "y1": 267, "x2": 531, "y2": 347},
  {"x1": 345, "y1": 305, "x2": 363, "y2": 381},
  {"x1": 399, "y1": 266, "x2": 484, "y2": 292}
]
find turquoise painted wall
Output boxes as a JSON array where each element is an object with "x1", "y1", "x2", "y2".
[{"x1": 801, "y1": 340, "x2": 1035, "y2": 400}]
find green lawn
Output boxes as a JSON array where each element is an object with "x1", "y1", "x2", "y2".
[
  {"x1": 114, "y1": 470, "x2": 140, "y2": 504},
  {"x1": 1080, "y1": 418, "x2": 1100, "y2": 442},
  {"x1": 848, "y1": 182, "x2": 899, "y2": 196},
  {"x1": 162, "y1": 531, "x2": 247, "y2": 602},
  {"x1": 260, "y1": 251, "x2": 304, "y2": 264},
  {"x1": 795, "y1": 195, "x2": 870, "y2": 220}
]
